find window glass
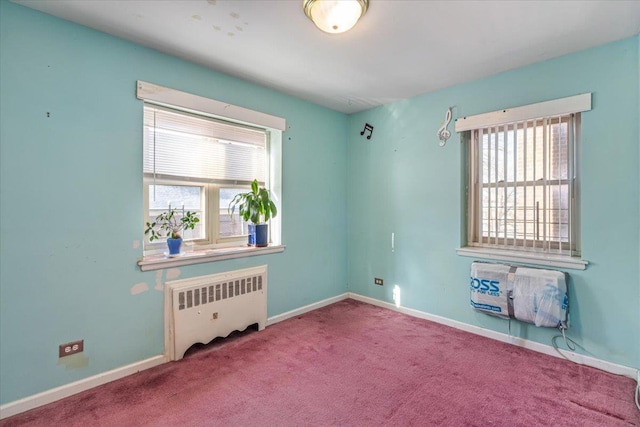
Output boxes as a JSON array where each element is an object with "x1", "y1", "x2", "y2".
[
  {"x1": 219, "y1": 188, "x2": 249, "y2": 238},
  {"x1": 148, "y1": 184, "x2": 205, "y2": 241}
]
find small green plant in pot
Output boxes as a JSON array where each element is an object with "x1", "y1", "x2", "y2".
[
  {"x1": 144, "y1": 208, "x2": 200, "y2": 256},
  {"x1": 228, "y1": 179, "x2": 277, "y2": 247}
]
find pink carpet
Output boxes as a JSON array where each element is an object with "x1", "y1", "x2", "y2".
[{"x1": 2, "y1": 299, "x2": 638, "y2": 426}]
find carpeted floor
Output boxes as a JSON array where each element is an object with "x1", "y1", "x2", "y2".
[{"x1": 2, "y1": 299, "x2": 639, "y2": 426}]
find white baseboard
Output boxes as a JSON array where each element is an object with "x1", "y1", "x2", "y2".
[
  {"x1": 3, "y1": 291, "x2": 635, "y2": 420},
  {"x1": 0, "y1": 355, "x2": 167, "y2": 420},
  {"x1": 267, "y1": 293, "x2": 349, "y2": 326},
  {"x1": 348, "y1": 292, "x2": 638, "y2": 380},
  {"x1": 0, "y1": 292, "x2": 351, "y2": 420}
]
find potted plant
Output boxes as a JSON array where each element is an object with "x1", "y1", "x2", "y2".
[
  {"x1": 144, "y1": 208, "x2": 200, "y2": 256},
  {"x1": 228, "y1": 179, "x2": 277, "y2": 247}
]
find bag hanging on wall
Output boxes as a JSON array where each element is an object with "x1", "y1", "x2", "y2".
[{"x1": 470, "y1": 262, "x2": 568, "y2": 329}]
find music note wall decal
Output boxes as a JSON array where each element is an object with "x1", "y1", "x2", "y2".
[{"x1": 360, "y1": 123, "x2": 374, "y2": 139}]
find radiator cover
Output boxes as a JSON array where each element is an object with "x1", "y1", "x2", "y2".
[{"x1": 165, "y1": 265, "x2": 267, "y2": 360}]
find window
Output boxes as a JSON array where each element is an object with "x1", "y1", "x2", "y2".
[
  {"x1": 457, "y1": 94, "x2": 591, "y2": 269},
  {"x1": 143, "y1": 104, "x2": 267, "y2": 251},
  {"x1": 469, "y1": 115, "x2": 578, "y2": 252},
  {"x1": 137, "y1": 81, "x2": 285, "y2": 256}
]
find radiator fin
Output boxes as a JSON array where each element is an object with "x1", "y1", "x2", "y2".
[{"x1": 177, "y1": 274, "x2": 265, "y2": 310}]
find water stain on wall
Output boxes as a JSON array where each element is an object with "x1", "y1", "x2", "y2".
[
  {"x1": 166, "y1": 268, "x2": 181, "y2": 280},
  {"x1": 144, "y1": 268, "x2": 182, "y2": 293},
  {"x1": 155, "y1": 270, "x2": 163, "y2": 291},
  {"x1": 130, "y1": 282, "x2": 149, "y2": 295},
  {"x1": 57, "y1": 353, "x2": 89, "y2": 370}
]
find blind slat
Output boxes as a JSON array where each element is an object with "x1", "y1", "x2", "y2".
[
  {"x1": 568, "y1": 116, "x2": 575, "y2": 255},
  {"x1": 542, "y1": 118, "x2": 548, "y2": 251},
  {"x1": 477, "y1": 130, "x2": 483, "y2": 243},
  {"x1": 493, "y1": 127, "x2": 500, "y2": 245},
  {"x1": 502, "y1": 124, "x2": 508, "y2": 246},
  {"x1": 512, "y1": 123, "x2": 517, "y2": 248},
  {"x1": 523, "y1": 120, "x2": 528, "y2": 248},
  {"x1": 533, "y1": 119, "x2": 538, "y2": 247}
]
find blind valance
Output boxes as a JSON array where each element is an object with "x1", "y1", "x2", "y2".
[{"x1": 455, "y1": 93, "x2": 591, "y2": 132}]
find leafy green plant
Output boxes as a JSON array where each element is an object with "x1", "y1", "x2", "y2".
[
  {"x1": 145, "y1": 209, "x2": 200, "y2": 241},
  {"x1": 228, "y1": 179, "x2": 278, "y2": 224}
]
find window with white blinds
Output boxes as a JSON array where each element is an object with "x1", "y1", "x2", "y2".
[
  {"x1": 143, "y1": 104, "x2": 266, "y2": 185},
  {"x1": 142, "y1": 104, "x2": 270, "y2": 251},
  {"x1": 137, "y1": 81, "x2": 284, "y2": 257},
  {"x1": 459, "y1": 94, "x2": 590, "y2": 263},
  {"x1": 468, "y1": 115, "x2": 579, "y2": 255}
]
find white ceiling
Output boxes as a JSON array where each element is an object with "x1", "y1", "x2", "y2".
[{"x1": 15, "y1": 0, "x2": 640, "y2": 114}]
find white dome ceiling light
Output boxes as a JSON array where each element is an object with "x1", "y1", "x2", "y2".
[{"x1": 302, "y1": 0, "x2": 369, "y2": 34}]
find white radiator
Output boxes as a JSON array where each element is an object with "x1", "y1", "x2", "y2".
[{"x1": 165, "y1": 265, "x2": 267, "y2": 360}]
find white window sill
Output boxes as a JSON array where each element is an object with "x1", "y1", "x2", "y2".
[
  {"x1": 137, "y1": 244, "x2": 286, "y2": 271},
  {"x1": 456, "y1": 247, "x2": 587, "y2": 270}
]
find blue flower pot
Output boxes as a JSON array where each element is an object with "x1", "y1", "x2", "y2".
[
  {"x1": 167, "y1": 238, "x2": 182, "y2": 255},
  {"x1": 255, "y1": 223, "x2": 268, "y2": 247}
]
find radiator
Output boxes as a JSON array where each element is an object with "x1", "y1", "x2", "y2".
[{"x1": 165, "y1": 265, "x2": 267, "y2": 360}]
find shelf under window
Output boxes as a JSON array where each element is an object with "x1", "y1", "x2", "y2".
[{"x1": 138, "y1": 244, "x2": 285, "y2": 271}]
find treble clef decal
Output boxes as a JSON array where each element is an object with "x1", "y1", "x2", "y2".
[{"x1": 437, "y1": 107, "x2": 452, "y2": 147}]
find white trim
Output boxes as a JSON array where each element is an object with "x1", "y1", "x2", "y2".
[
  {"x1": 456, "y1": 246, "x2": 588, "y2": 270},
  {"x1": 0, "y1": 293, "x2": 351, "y2": 419},
  {"x1": 267, "y1": 293, "x2": 349, "y2": 326},
  {"x1": 455, "y1": 93, "x2": 591, "y2": 132},
  {"x1": 138, "y1": 244, "x2": 285, "y2": 271},
  {"x1": 0, "y1": 355, "x2": 167, "y2": 420},
  {"x1": 268, "y1": 130, "x2": 283, "y2": 246},
  {"x1": 347, "y1": 292, "x2": 637, "y2": 379},
  {"x1": 4, "y1": 292, "x2": 635, "y2": 420},
  {"x1": 137, "y1": 81, "x2": 286, "y2": 131}
]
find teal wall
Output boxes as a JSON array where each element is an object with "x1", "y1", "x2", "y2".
[
  {"x1": 1, "y1": 0, "x2": 639, "y2": 408},
  {"x1": 347, "y1": 36, "x2": 640, "y2": 369},
  {"x1": 0, "y1": 1, "x2": 347, "y2": 404}
]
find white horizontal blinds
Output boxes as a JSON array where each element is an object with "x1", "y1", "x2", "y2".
[
  {"x1": 143, "y1": 104, "x2": 266, "y2": 185},
  {"x1": 474, "y1": 114, "x2": 574, "y2": 255}
]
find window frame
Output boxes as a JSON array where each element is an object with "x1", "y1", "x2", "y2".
[
  {"x1": 137, "y1": 81, "x2": 285, "y2": 259},
  {"x1": 143, "y1": 179, "x2": 208, "y2": 250},
  {"x1": 456, "y1": 94, "x2": 590, "y2": 270},
  {"x1": 143, "y1": 179, "x2": 257, "y2": 254}
]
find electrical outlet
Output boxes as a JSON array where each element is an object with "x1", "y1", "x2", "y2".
[
  {"x1": 374, "y1": 278, "x2": 383, "y2": 286},
  {"x1": 59, "y1": 340, "x2": 84, "y2": 358}
]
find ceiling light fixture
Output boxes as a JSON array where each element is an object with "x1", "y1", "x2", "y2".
[{"x1": 303, "y1": 0, "x2": 369, "y2": 34}]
